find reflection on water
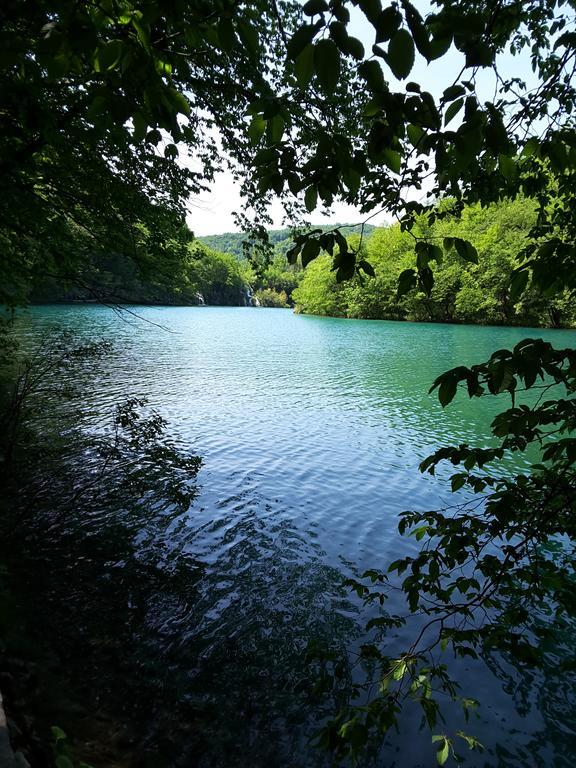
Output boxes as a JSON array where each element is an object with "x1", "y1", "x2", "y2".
[
  {"x1": 6, "y1": 508, "x2": 364, "y2": 767},
  {"x1": 4, "y1": 306, "x2": 576, "y2": 767},
  {"x1": 2, "y1": 368, "x2": 363, "y2": 767}
]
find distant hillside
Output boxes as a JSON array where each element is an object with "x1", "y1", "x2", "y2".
[{"x1": 198, "y1": 223, "x2": 376, "y2": 259}]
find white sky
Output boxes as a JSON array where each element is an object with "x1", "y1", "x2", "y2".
[{"x1": 186, "y1": 1, "x2": 536, "y2": 236}]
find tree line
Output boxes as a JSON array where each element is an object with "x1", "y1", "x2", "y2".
[
  {"x1": 293, "y1": 198, "x2": 576, "y2": 327},
  {"x1": 27, "y1": 196, "x2": 576, "y2": 327}
]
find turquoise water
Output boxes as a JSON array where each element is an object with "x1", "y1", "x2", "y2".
[{"x1": 10, "y1": 306, "x2": 576, "y2": 766}]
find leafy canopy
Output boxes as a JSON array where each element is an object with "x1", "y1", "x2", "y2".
[{"x1": 2, "y1": 0, "x2": 576, "y2": 763}]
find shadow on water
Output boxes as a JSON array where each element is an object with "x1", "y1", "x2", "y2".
[
  {"x1": 0, "y1": 335, "x2": 364, "y2": 767},
  {"x1": 3, "y1": 319, "x2": 576, "y2": 767},
  {"x1": 2, "y1": 503, "x2": 362, "y2": 768},
  {"x1": 480, "y1": 618, "x2": 576, "y2": 768}
]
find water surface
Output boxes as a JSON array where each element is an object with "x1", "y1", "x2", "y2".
[{"x1": 9, "y1": 306, "x2": 576, "y2": 767}]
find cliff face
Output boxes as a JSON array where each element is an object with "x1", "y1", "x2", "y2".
[{"x1": 30, "y1": 283, "x2": 257, "y2": 307}]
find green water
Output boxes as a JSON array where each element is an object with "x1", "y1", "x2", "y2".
[{"x1": 6, "y1": 306, "x2": 576, "y2": 767}]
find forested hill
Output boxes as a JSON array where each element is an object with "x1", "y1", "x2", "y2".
[
  {"x1": 198, "y1": 223, "x2": 376, "y2": 259},
  {"x1": 292, "y1": 199, "x2": 576, "y2": 329},
  {"x1": 27, "y1": 202, "x2": 576, "y2": 325}
]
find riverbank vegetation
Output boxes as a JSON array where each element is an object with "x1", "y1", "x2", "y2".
[
  {"x1": 293, "y1": 198, "x2": 576, "y2": 327},
  {"x1": 27, "y1": 240, "x2": 250, "y2": 306},
  {"x1": 25, "y1": 196, "x2": 576, "y2": 327}
]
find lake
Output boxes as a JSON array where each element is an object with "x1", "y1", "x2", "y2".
[{"x1": 7, "y1": 305, "x2": 576, "y2": 767}]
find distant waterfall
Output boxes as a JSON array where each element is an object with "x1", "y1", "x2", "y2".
[{"x1": 240, "y1": 286, "x2": 260, "y2": 307}]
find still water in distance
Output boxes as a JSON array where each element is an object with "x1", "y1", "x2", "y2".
[{"x1": 13, "y1": 306, "x2": 576, "y2": 767}]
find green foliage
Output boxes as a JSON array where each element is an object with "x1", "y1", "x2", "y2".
[
  {"x1": 3, "y1": 0, "x2": 576, "y2": 763},
  {"x1": 319, "y1": 329, "x2": 576, "y2": 762},
  {"x1": 254, "y1": 288, "x2": 289, "y2": 308},
  {"x1": 199, "y1": 224, "x2": 376, "y2": 261},
  {"x1": 185, "y1": 244, "x2": 250, "y2": 305},
  {"x1": 51, "y1": 726, "x2": 93, "y2": 768},
  {"x1": 0, "y1": 0, "x2": 304, "y2": 304},
  {"x1": 0, "y1": 330, "x2": 205, "y2": 766},
  {"x1": 251, "y1": 253, "x2": 302, "y2": 303},
  {"x1": 276, "y1": 3, "x2": 576, "y2": 760},
  {"x1": 293, "y1": 255, "x2": 347, "y2": 316},
  {"x1": 27, "y1": 240, "x2": 256, "y2": 307},
  {"x1": 294, "y1": 198, "x2": 576, "y2": 328}
]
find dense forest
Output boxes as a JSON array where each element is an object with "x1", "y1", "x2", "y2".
[
  {"x1": 198, "y1": 223, "x2": 375, "y2": 260},
  {"x1": 293, "y1": 199, "x2": 576, "y2": 327},
  {"x1": 30, "y1": 241, "x2": 254, "y2": 306},
  {"x1": 31, "y1": 200, "x2": 574, "y2": 328}
]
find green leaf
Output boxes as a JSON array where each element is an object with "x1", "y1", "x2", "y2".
[
  {"x1": 381, "y1": 148, "x2": 402, "y2": 173},
  {"x1": 521, "y1": 137, "x2": 539, "y2": 157},
  {"x1": 329, "y1": 21, "x2": 349, "y2": 51},
  {"x1": 457, "y1": 730, "x2": 482, "y2": 750},
  {"x1": 375, "y1": 6, "x2": 402, "y2": 42},
  {"x1": 336, "y1": 261, "x2": 355, "y2": 282},
  {"x1": 217, "y1": 18, "x2": 237, "y2": 52},
  {"x1": 419, "y1": 266, "x2": 434, "y2": 295},
  {"x1": 295, "y1": 44, "x2": 315, "y2": 88},
  {"x1": 346, "y1": 37, "x2": 365, "y2": 60},
  {"x1": 301, "y1": 238, "x2": 321, "y2": 267},
  {"x1": 436, "y1": 737, "x2": 450, "y2": 766},
  {"x1": 443, "y1": 84, "x2": 466, "y2": 101},
  {"x1": 343, "y1": 167, "x2": 361, "y2": 196},
  {"x1": 388, "y1": 29, "x2": 415, "y2": 80},
  {"x1": 132, "y1": 112, "x2": 147, "y2": 143},
  {"x1": 55, "y1": 757, "x2": 74, "y2": 768},
  {"x1": 451, "y1": 474, "x2": 466, "y2": 492},
  {"x1": 167, "y1": 88, "x2": 191, "y2": 117},
  {"x1": 444, "y1": 97, "x2": 464, "y2": 126},
  {"x1": 98, "y1": 40, "x2": 123, "y2": 71},
  {"x1": 248, "y1": 114, "x2": 266, "y2": 144},
  {"x1": 465, "y1": 42, "x2": 494, "y2": 68},
  {"x1": 287, "y1": 24, "x2": 317, "y2": 60},
  {"x1": 397, "y1": 268, "x2": 417, "y2": 297},
  {"x1": 237, "y1": 21, "x2": 259, "y2": 58},
  {"x1": 314, "y1": 39, "x2": 341, "y2": 94},
  {"x1": 498, "y1": 154, "x2": 516, "y2": 179},
  {"x1": 358, "y1": 60, "x2": 385, "y2": 91},
  {"x1": 51, "y1": 726, "x2": 67, "y2": 742},
  {"x1": 268, "y1": 114, "x2": 285, "y2": 143},
  {"x1": 438, "y1": 376, "x2": 458, "y2": 407},
  {"x1": 358, "y1": 259, "x2": 375, "y2": 277},
  {"x1": 403, "y1": 0, "x2": 431, "y2": 59},
  {"x1": 416, "y1": 240, "x2": 431, "y2": 268},
  {"x1": 509, "y1": 269, "x2": 529, "y2": 301},
  {"x1": 359, "y1": 0, "x2": 383, "y2": 22},
  {"x1": 429, "y1": 244, "x2": 443, "y2": 264},
  {"x1": 407, "y1": 123, "x2": 424, "y2": 148},
  {"x1": 286, "y1": 244, "x2": 301, "y2": 264},
  {"x1": 428, "y1": 33, "x2": 452, "y2": 60},
  {"x1": 304, "y1": 185, "x2": 318, "y2": 212},
  {"x1": 412, "y1": 525, "x2": 428, "y2": 541},
  {"x1": 146, "y1": 128, "x2": 162, "y2": 144},
  {"x1": 454, "y1": 238, "x2": 478, "y2": 264},
  {"x1": 392, "y1": 660, "x2": 407, "y2": 680},
  {"x1": 303, "y1": 0, "x2": 329, "y2": 14}
]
